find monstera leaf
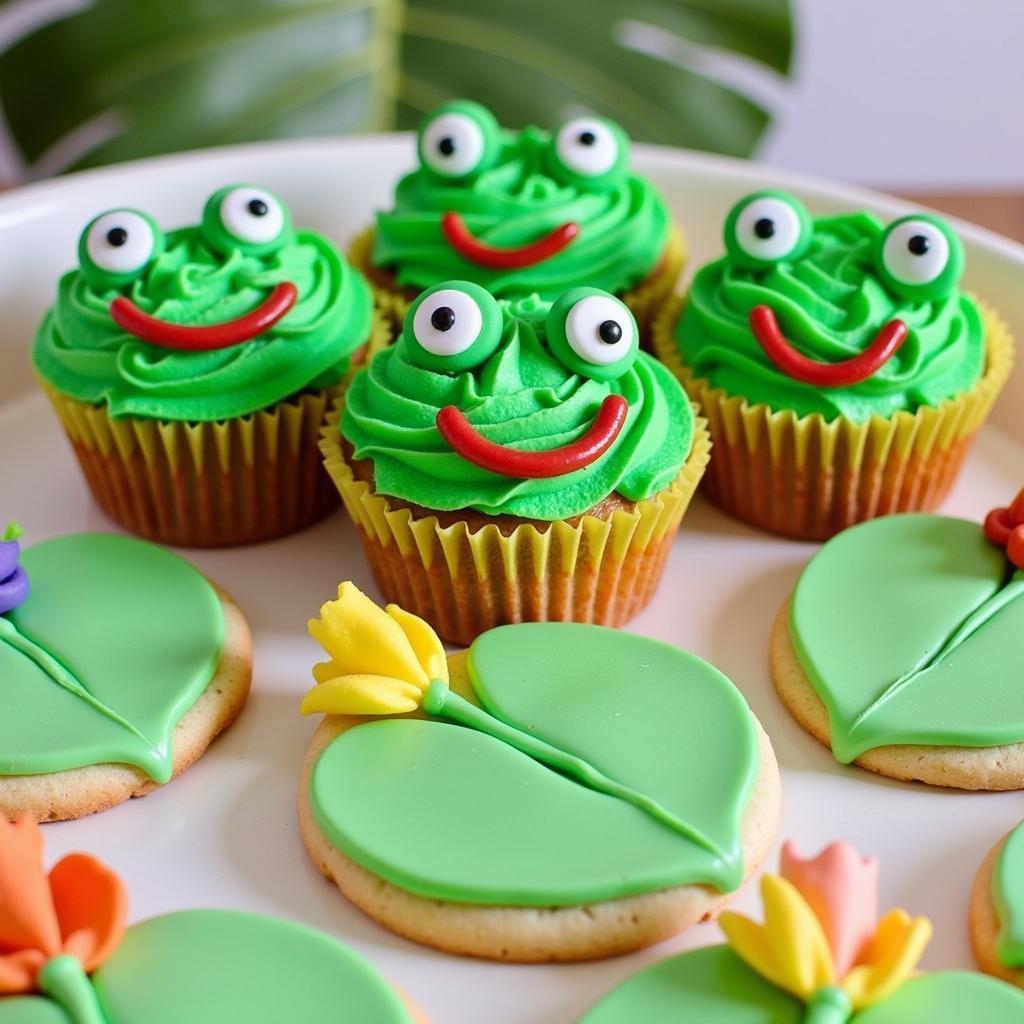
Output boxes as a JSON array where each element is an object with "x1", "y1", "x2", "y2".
[
  {"x1": 578, "y1": 945, "x2": 1024, "y2": 1023},
  {"x1": 791, "y1": 515, "x2": 1024, "y2": 763},
  {"x1": 0, "y1": 911, "x2": 412, "y2": 1024},
  {"x1": 311, "y1": 623, "x2": 761, "y2": 903},
  {"x1": 0, "y1": 534, "x2": 222, "y2": 782},
  {"x1": 0, "y1": 0, "x2": 792, "y2": 178}
]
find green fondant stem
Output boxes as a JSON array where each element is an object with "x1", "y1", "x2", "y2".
[
  {"x1": 0, "y1": 617, "x2": 168, "y2": 782},
  {"x1": 849, "y1": 569, "x2": 1024, "y2": 738},
  {"x1": 423, "y1": 680, "x2": 721, "y2": 856},
  {"x1": 38, "y1": 955, "x2": 109, "y2": 1024},
  {"x1": 802, "y1": 987, "x2": 852, "y2": 1024}
]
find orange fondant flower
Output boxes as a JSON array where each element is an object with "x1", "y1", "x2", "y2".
[{"x1": 0, "y1": 817, "x2": 127, "y2": 994}]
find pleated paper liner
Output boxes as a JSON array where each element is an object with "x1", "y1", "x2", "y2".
[
  {"x1": 653, "y1": 295, "x2": 1015, "y2": 541},
  {"x1": 320, "y1": 405, "x2": 711, "y2": 646},
  {"x1": 349, "y1": 223, "x2": 687, "y2": 341},
  {"x1": 41, "y1": 311, "x2": 392, "y2": 548}
]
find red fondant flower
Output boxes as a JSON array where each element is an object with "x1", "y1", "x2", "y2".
[
  {"x1": 0, "y1": 817, "x2": 127, "y2": 994},
  {"x1": 984, "y1": 487, "x2": 1024, "y2": 569}
]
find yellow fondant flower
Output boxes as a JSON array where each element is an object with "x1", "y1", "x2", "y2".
[
  {"x1": 301, "y1": 582, "x2": 447, "y2": 716},
  {"x1": 720, "y1": 842, "x2": 932, "y2": 1020}
]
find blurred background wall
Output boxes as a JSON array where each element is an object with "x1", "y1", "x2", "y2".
[{"x1": 0, "y1": 0, "x2": 1019, "y2": 193}]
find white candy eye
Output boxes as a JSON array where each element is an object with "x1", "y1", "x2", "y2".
[
  {"x1": 421, "y1": 113, "x2": 487, "y2": 178},
  {"x1": 733, "y1": 196, "x2": 805, "y2": 263},
  {"x1": 219, "y1": 187, "x2": 285, "y2": 245},
  {"x1": 565, "y1": 294, "x2": 635, "y2": 366},
  {"x1": 412, "y1": 288, "x2": 483, "y2": 356},
  {"x1": 85, "y1": 211, "x2": 156, "y2": 274},
  {"x1": 555, "y1": 117, "x2": 620, "y2": 178},
  {"x1": 881, "y1": 219, "x2": 950, "y2": 286}
]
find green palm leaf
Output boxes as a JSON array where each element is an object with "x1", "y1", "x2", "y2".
[{"x1": 0, "y1": 0, "x2": 792, "y2": 176}]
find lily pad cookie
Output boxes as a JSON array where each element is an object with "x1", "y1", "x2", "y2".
[
  {"x1": 297, "y1": 583, "x2": 780, "y2": 962},
  {"x1": 0, "y1": 531, "x2": 251, "y2": 821},
  {"x1": 970, "y1": 821, "x2": 1024, "y2": 987},
  {"x1": 33, "y1": 185, "x2": 386, "y2": 546},
  {"x1": 581, "y1": 839, "x2": 1024, "y2": 1022},
  {"x1": 0, "y1": 817, "x2": 424, "y2": 1023},
  {"x1": 654, "y1": 190, "x2": 1013, "y2": 539},
  {"x1": 322, "y1": 280, "x2": 709, "y2": 644},
  {"x1": 771, "y1": 489, "x2": 1024, "y2": 789},
  {"x1": 352, "y1": 99, "x2": 684, "y2": 335}
]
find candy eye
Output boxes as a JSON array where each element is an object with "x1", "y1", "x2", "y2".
[
  {"x1": 403, "y1": 281, "x2": 504, "y2": 372},
  {"x1": 78, "y1": 209, "x2": 163, "y2": 290},
  {"x1": 418, "y1": 100, "x2": 501, "y2": 180},
  {"x1": 546, "y1": 288, "x2": 638, "y2": 381},
  {"x1": 876, "y1": 214, "x2": 963, "y2": 301},
  {"x1": 201, "y1": 185, "x2": 292, "y2": 255},
  {"x1": 550, "y1": 117, "x2": 628, "y2": 189},
  {"x1": 724, "y1": 190, "x2": 812, "y2": 269}
]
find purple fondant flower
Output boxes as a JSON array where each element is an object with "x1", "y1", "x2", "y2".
[{"x1": 0, "y1": 523, "x2": 29, "y2": 615}]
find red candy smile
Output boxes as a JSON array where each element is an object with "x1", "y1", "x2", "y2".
[
  {"x1": 109, "y1": 281, "x2": 298, "y2": 351},
  {"x1": 749, "y1": 305, "x2": 909, "y2": 388},
  {"x1": 436, "y1": 394, "x2": 628, "y2": 478},
  {"x1": 442, "y1": 211, "x2": 579, "y2": 270}
]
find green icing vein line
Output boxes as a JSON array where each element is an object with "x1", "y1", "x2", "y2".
[
  {"x1": 0, "y1": 617, "x2": 167, "y2": 780},
  {"x1": 848, "y1": 569, "x2": 1024, "y2": 737}
]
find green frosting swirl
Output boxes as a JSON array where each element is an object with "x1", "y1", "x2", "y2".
[
  {"x1": 676, "y1": 212, "x2": 984, "y2": 422},
  {"x1": 373, "y1": 127, "x2": 670, "y2": 298},
  {"x1": 341, "y1": 298, "x2": 693, "y2": 520},
  {"x1": 33, "y1": 227, "x2": 373, "y2": 422}
]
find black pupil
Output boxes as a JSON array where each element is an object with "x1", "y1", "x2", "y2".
[
  {"x1": 438, "y1": 136, "x2": 456, "y2": 157},
  {"x1": 248, "y1": 198, "x2": 269, "y2": 217},
  {"x1": 106, "y1": 227, "x2": 128, "y2": 247},
  {"x1": 578, "y1": 130, "x2": 597, "y2": 146},
  {"x1": 431, "y1": 305, "x2": 457, "y2": 332},
  {"x1": 598, "y1": 319, "x2": 622, "y2": 345},
  {"x1": 754, "y1": 218, "x2": 776, "y2": 239},
  {"x1": 908, "y1": 234, "x2": 930, "y2": 256}
]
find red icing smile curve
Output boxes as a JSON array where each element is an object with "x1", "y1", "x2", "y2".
[
  {"x1": 109, "y1": 281, "x2": 298, "y2": 351},
  {"x1": 749, "y1": 305, "x2": 909, "y2": 388},
  {"x1": 441, "y1": 211, "x2": 579, "y2": 269},
  {"x1": 436, "y1": 394, "x2": 628, "y2": 478}
]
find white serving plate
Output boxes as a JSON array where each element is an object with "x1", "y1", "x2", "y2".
[{"x1": 0, "y1": 137, "x2": 1021, "y2": 1024}]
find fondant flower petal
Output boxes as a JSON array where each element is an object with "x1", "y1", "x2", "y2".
[
  {"x1": 308, "y1": 583, "x2": 429, "y2": 687},
  {"x1": 300, "y1": 675, "x2": 423, "y2": 716},
  {"x1": 49, "y1": 853, "x2": 128, "y2": 971},
  {"x1": 387, "y1": 603, "x2": 448, "y2": 684},
  {"x1": 0, "y1": 817, "x2": 61, "y2": 959},
  {"x1": 843, "y1": 909, "x2": 932, "y2": 1009},
  {"x1": 0, "y1": 949, "x2": 46, "y2": 994},
  {"x1": 780, "y1": 840, "x2": 879, "y2": 977},
  {"x1": 720, "y1": 875, "x2": 836, "y2": 1000}
]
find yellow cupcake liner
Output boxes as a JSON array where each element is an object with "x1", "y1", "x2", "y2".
[
  {"x1": 349, "y1": 222, "x2": 687, "y2": 341},
  {"x1": 653, "y1": 295, "x2": 1015, "y2": 540},
  {"x1": 42, "y1": 310, "x2": 392, "y2": 548},
  {"x1": 319, "y1": 404, "x2": 711, "y2": 645}
]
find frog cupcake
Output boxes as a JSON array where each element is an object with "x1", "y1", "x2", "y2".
[
  {"x1": 34, "y1": 185, "x2": 386, "y2": 546},
  {"x1": 653, "y1": 190, "x2": 1013, "y2": 539},
  {"x1": 320, "y1": 280, "x2": 708, "y2": 644},
  {"x1": 351, "y1": 99, "x2": 683, "y2": 337}
]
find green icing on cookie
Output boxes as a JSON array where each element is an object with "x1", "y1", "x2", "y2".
[
  {"x1": 310, "y1": 623, "x2": 759, "y2": 905},
  {"x1": 994, "y1": 820, "x2": 1024, "y2": 968},
  {"x1": 91, "y1": 910, "x2": 411, "y2": 1024},
  {"x1": 34, "y1": 188, "x2": 373, "y2": 422},
  {"x1": 579, "y1": 946, "x2": 1024, "y2": 1023},
  {"x1": 342, "y1": 291, "x2": 693, "y2": 520},
  {"x1": 677, "y1": 205, "x2": 984, "y2": 422},
  {"x1": 374, "y1": 104, "x2": 669, "y2": 299},
  {"x1": 791, "y1": 515, "x2": 1024, "y2": 763},
  {"x1": 0, "y1": 910, "x2": 413, "y2": 1023},
  {"x1": 0, "y1": 534, "x2": 224, "y2": 782}
]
